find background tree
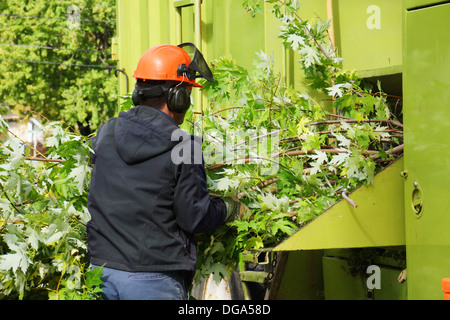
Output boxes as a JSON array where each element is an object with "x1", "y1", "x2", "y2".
[{"x1": 0, "y1": 0, "x2": 117, "y2": 134}]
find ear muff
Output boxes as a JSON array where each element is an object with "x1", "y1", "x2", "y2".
[
  {"x1": 132, "y1": 86, "x2": 165, "y2": 106},
  {"x1": 167, "y1": 86, "x2": 191, "y2": 113},
  {"x1": 131, "y1": 88, "x2": 140, "y2": 106}
]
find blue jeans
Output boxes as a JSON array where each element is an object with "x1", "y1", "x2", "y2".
[{"x1": 92, "y1": 265, "x2": 188, "y2": 300}]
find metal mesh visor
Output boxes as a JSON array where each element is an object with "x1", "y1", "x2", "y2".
[{"x1": 178, "y1": 42, "x2": 215, "y2": 82}]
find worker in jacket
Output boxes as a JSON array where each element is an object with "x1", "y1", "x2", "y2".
[{"x1": 86, "y1": 43, "x2": 247, "y2": 300}]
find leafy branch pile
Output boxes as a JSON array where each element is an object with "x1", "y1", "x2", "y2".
[
  {"x1": 0, "y1": 119, "x2": 102, "y2": 299},
  {"x1": 187, "y1": 0, "x2": 403, "y2": 283}
]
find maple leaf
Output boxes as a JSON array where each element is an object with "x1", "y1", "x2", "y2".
[
  {"x1": 214, "y1": 176, "x2": 240, "y2": 193},
  {"x1": 27, "y1": 230, "x2": 40, "y2": 251},
  {"x1": 309, "y1": 150, "x2": 328, "y2": 165},
  {"x1": 330, "y1": 151, "x2": 350, "y2": 167},
  {"x1": 0, "y1": 234, "x2": 30, "y2": 274},
  {"x1": 309, "y1": 161, "x2": 322, "y2": 175},
  {"x1": 287, "y1": 33, "x2": 306, "y2": 51},
  {"x1": 44, "y1": 123, "x2": 66, "y2": 148},
  {"x1": 209, "y1": 262, "x2": 230, "y2": 285},
  {"x1": 85, "y1": 266, "x2": 104, "y2": 291},
  {"x1": 255, "y1": 50, "x2": 274, "y2": 73},
  {"x1": 332, "y1": 132, "x2": 351, "y2": 148},
  {"x1": 296, "y1": 116, "x2": 310, "y2": 135},
  {"x1": 0, "y1": 138, "x2": 24, "y2": 171},
  {"x1": 298, "y1": 45, "x2": 320, "y2": 68},
  {"x1": 308, "y1": 151, "x2": 327, "y2": 175},
  {"x1": 340, "y1": 121, "x2": 356, "y2": 139},
  {"x1": 326, "y1": 83, "x2": 352, "y2": 98},
  {"x1": 0, "y1": 252, "x2": 29, "y2": 274},
  {"x1": 257, "y1": 193, "x2": 290, "y2": 212},
  {"x1": 68, "y1": 163, "x2": 90, "y2": 195}
]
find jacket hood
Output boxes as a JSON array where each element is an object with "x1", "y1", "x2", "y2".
[{"x1": 114, "y1": 107, "x2": 180, "y2": 164}]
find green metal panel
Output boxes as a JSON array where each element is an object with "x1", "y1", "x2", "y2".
[
  {"x1": 177, "y1": 2, "x2": 195, "y2": 44},
  {"x1": 274, "y1": 157, "x2": 405, "y2": 251},
  {"x1": 115, "y1": 0, "x2": 403, "y2": 97},
  {"x1": 375, "y1": 266, "x2": 407, "y2": 300},
  {"x1": 323, "y1": 256, "x2": 368, "y2": 300},
  {"x1": 116, "y1": 0, "x2": 177, "y2": 95},
  {"x1": 403, "y1": 2, "x2": 450, "y2": 300},
  {"x1": 322, "y1": 256, "x2": 407, "y2": 300},
  {"x1": 404, "y1": 0, "x2": 447, "y2": 9},
  {"x1": 202, "y1": 0, "x2": 265, "y2": 70},
  {"x1": 332, "y1": 0, "x2": 402, "y2": 77},
  {"x1": 275, "y1": 250, "x2": 324, "y2": 300},
  {"x1": 116, "y1": 0, "x2": 148, "y2": 94}
]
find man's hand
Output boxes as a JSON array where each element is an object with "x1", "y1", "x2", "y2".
[{"x1": 222, "y1": 193, "x2": 250, "y2": 222}]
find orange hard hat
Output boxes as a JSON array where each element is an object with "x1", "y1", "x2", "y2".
[{"x1": 132, "y1": 43, "x2": 214, "y2": 88}]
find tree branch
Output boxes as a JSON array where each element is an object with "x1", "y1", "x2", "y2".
[{"x1": 309, "y1": 118, "x2": 403, "y2": 128}]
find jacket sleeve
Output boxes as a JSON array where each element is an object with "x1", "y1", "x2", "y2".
[
  {"x1": 90, "y1": 135, "x2": 98, "y2": 165},
  {"x1": 172, "y1": 138, "x2": 227, "y2": 235},
  {"x1": 90, "y1": 120, "x2": 110, "y2": 165}
]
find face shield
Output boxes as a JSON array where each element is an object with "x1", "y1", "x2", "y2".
[{"x1": 177, "y1": 42, "x2": 215, "y2": 82}]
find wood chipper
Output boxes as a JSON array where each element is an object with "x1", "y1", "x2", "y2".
[{"x1": 113, "y1": 0, "x2": 450, "y2": 300}]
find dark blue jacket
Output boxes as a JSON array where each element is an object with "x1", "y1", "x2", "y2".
[{"x1": 86, "y1": 105, "x2": 227, "y2": 272}]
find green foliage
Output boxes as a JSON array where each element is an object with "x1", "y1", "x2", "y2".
[
  {"x1": 0, "y1": 118, "x2": 102, "y2": 300},
  {"x1": 185, "y1": 0, "x2": 403, "y2": 283},
  {"x1": 0, "y1": 0, "x2": 117, "y2": 132}
]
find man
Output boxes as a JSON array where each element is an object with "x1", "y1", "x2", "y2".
[{"x1": 86, "y1": 43, "x2": 247, "y2": 300}]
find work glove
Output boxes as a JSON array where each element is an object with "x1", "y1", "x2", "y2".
[{"x1": 222, "y1": 193, "x2": 250, "y2": 222}]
